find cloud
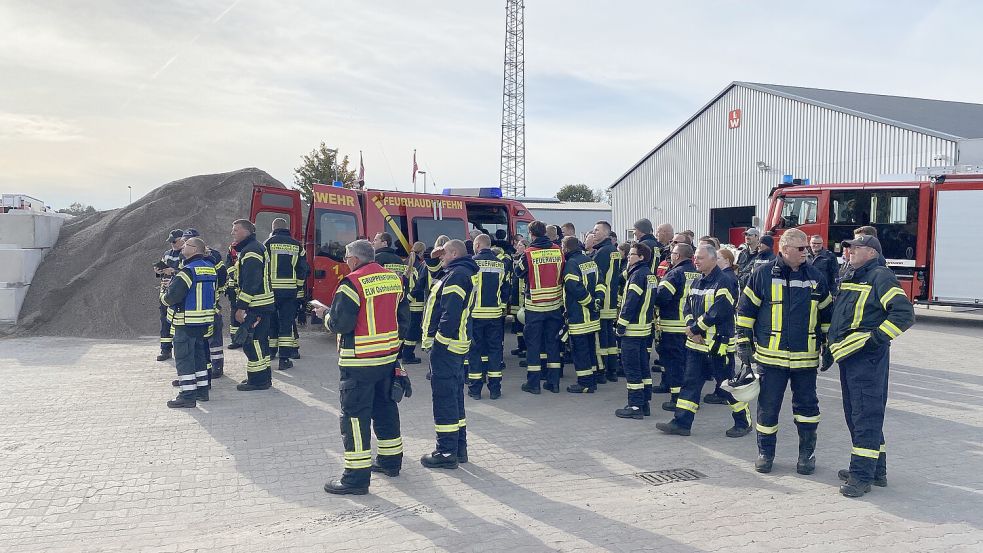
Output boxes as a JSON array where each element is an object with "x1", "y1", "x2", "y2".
[{"x1": 0, "y1": 112, "x2": 84, "y2": 142}]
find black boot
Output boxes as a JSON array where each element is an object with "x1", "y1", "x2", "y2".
[
  {"x1": 642, "y1": 402, "x2": 652, "y2": 417},
  {"x1": 606, "y1": 371, "x2": 619, "y2": 383},
  {"x1": 796, "y1": 431, "x2": 817, "y2": 475},
  {"x1": 278, "y1": 357, "x2": 293, "y2": 370},
  {"x1": 754, "y1": 455, "x2": 774, "y2": 473},
  {"x1": 371, "y1": 461, "x2": 400, "y2": 477},
  {"x1": 166, "y1": 395, "x2": 196, "y2": 408},
  {"x1": 236, "y1": 381, "x2": 272, "y2": 391},
  {"x1": 468, "y1": 387, "x2": 482, "y2": 400},
  {"x1": 839, "y1": 477, "x2": 871, "y2": 498},
  {"x1": 157, "y1": 349, "x2": 172, "y2": 362},
  {"x1": 521, "y1": 383, "x2": 541, "y2": 395},
  {"x1": 457, "y1": 447, "x2": 469, "y2": 464},
  {"x1": 420, "y1": 451, "x2": 458, "y2": 469},
  {"x1": 227, "y1": 343, "x2": 242, "y2": 350},
  {"x1": 703, "y1": 392, "x2": 727, "y2": 405},
  {"x1": 324, "y1": 479, "x2": 368, "y2": 495},
  {"x1": 725, "y1": 425, "x2": 751, "y2": 438},
  {"x1": 566, "y1": 383, "x2": 595, "y2": 393},
  {"x1": 615, "y1": 405, "x2": 643, "y2": 419},
  {"x1": 655, "y1": 420, "x2": 691, "y2": 436},
  {"x1": 839, "y1": 469, "x2": 887, "y2": 487},
  {"x1": 196, "y1": 388, "x2": 209, "y2": 402},
  {"x1": 661, "y1": 400, "x2": 677, "y2": 412},
  {"x1": 594, "y1": 372, "x2": 607, "y2": 384},
  {"x1": 489, "y1": 389, "x2": 501, "y2": 400},
  {"x1": 510, "y1": 348, "x2": 525, "y2": 356},
  {"x1": 211, "y1": 362, "x2": 224, "y2": 379}
]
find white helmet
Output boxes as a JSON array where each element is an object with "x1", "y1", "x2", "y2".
[
  {"x1": 516, "y1": 308, "x2": 525, "y2": 325},
  {"x1": 721, "y1": 364, "x2": 760, "y2": 403}
]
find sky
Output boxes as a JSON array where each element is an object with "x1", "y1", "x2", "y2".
[{"x1": 3, "y1": 0, "x2": 982, "y2": 210}]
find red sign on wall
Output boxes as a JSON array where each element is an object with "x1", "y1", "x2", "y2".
[{"x1": 728, "y1": 109, "x2": 741, "y2": 129}]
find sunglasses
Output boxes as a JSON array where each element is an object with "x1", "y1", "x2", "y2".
[{"x1": 789, "y1": 246, "x2": 808, "y2": 252}]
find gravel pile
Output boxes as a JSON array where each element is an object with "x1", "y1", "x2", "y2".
[{"x1": 17, "y1": 168, "x2": 286, "y2": 338}]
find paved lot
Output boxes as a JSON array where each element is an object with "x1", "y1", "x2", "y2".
[{"x1": 2, "y1": 310, "x2": 982, "y2": 552}]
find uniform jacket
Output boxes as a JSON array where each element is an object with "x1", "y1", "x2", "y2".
[
  {"x1": 233, "y1": 233, "x2": 274, "y2": 314},
  {"x1": 737, "y1": 256, "x2": 832, "y2": 369},
  {"x1": 828, "y1": 258, "x2": 914, "y2": 362},
  {"x1": 684, "y1": 266, "x2": 736, "y2": 355},
  {"x1": 516, "y1": 236, "x2": 564, "y2": 312},
  {"x1": 161, "y1": 254, "x2": 217, "y2": 328},
  {"x1": 616, "y1": 261, "x2": 658, "y2": 337},
  {"x1": 562, "y1": 248, "x2": 602, "y2": 335},
  {"x1": 653, "y1": 259, "x2": 700, "y2": 334},
  {"x1": 809, "y1": 248, "x2": 840, "y2": 294},
  {"x1": 636, "y1": 233, "x2": 661, "y2": 273},
  {"x1": 265, "y1": 228, "x2": 309, "y2": 298},
  {"x1": 327, "y1": 261, "x2": 407, "y2": 367},
  {"x1": 422, "y1": 256, "x2": 480, "y2": 355},
  {"x1": 591, "y1": 241, "x2": 623, "y2": 320},
  {"x1": 472, "y1": 248, "x2": 509, "y2": 319}
]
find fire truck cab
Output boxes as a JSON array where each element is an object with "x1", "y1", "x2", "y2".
[
  {"x1": 764, "y1": 169, "x2": 983, "y2": 307},
  {"x1": 248, "y1": 184, "x2": 534, "y2": 304}
]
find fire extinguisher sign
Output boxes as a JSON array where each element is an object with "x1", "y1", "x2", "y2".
[{"x1": 728, "y1": 109, "x2": 741, "y2": 129}]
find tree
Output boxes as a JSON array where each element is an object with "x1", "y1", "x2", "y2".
[
  {"x1": 594, "y1": 187, "x2": 612, "y2": 205},
  {"x1": 293, "y1": 142, "x2": 358, "y2": 204},
  {"x1": 555, "y1": 183, "x2": 599, "y2": 203},
  {"x1": 57, "y1": 202, "x2": 97, "y2": 216}
]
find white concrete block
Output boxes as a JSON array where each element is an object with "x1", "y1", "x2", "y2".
[
  {"x1": 0, "y1": 285, "x2": 28, "y2": 324},
  {"x1": 0, "y1": 248, "x2": 44, "y2": 283},
  {"x1": 0, "y1": 211, "x2": 66, "y2": 249}
]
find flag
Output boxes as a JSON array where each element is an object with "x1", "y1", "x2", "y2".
[
  {"x1": 357, "y1": 150, "x2": 365, "y2": 188},
  {"x1": 412, "y1": 149, "x2": 418, "y2": 185}
]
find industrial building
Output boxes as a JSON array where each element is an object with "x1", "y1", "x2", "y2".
[
  {"x1": 518, "y1": 198, "x2": 612, "y2": 240},
  {"x1": 609, "y1": 82, "x2": 983, "y2": 243}
]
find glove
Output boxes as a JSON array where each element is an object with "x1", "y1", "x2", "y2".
[
  {"x1": 820, "y1": 346, "x2": 835, "y2": 372},
  {"x1": 736, "y1": 341, "x2": 754, "y2": 367},
  {"x1": 395, "y1": 365, "x2": 412, "y2": 398},
  {"x1": 421, "y1": 336, "x2": 434, "y2": 352}
]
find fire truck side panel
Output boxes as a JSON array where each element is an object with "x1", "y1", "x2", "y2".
[{"x1": 929, "y1": 182, "x2": 983, "y2": 305}]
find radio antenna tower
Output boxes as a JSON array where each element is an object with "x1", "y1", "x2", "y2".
[{"x1": 499, "y1": 0, "x2": 525, "y2": 198}]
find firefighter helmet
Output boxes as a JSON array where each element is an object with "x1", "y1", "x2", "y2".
[{"x1": 721, "y1": 363, "x2": 760, "y2": 403}]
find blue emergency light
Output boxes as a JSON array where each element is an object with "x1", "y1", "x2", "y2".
[
  {"x1": 332, "y1": 181, "x2": 344, "y2": 187},
  {"x1": 783, "y1": 174, "x2": 794, "y2": 184},
  {"x1": 441, "y1": 187, "x2": 503, "y2": 198}
]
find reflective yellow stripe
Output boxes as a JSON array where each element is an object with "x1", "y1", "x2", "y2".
[
  {"x1": 793, "y1": 414, "x2": 821, "y2": 424},
  {"x1": 730, "y1": 401, "x2": 749, "y2": 413},
  {"x1": 743, "y1": 286, "x2": 762, "y2": 307},
  {"x1": 626, "y1": 383, "x2": 644, "y2": 390},
  {"x1": 676, "y1": 399, "x2": 699, "y2": 413},
  {"x1": 338, "y1": 352, "x2": 399, "y2": 367},
  {"x1": 879, "y1": 319, "x2": 903, "y2": 340},
  {"x1": 880, "y1": 286, "x2": 906, "y2": 309},
  {"x1": 435, "y1": 423, "x2": 459, "y2": 433},
  {"x1": 756, "y1": 423, "x2": 779, "y2": 435},
  {"x1": 737, "y1": 315, "x2": 756, "y2": 328},
  {"x1": 852, "y1": 446, "x2": 880, "y2": 459},
  {"x1": 769, "y1": 282, "x2": 783, "y2": 351}
]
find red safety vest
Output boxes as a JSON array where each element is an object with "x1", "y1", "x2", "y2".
[
  {"x1": 524, "y1": 245, "x2": 563, "y2": 312},
  {"x1": 340, "y1": 263, "x2": 403, "y2": 366}
]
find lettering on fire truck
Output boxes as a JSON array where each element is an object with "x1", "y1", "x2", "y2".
[
  {"x1": 381, "y1": 196, "x2": 464, "y2": 210},
  {"x1": 313, "y1": 191, "x2": 356, "y2": 206}
]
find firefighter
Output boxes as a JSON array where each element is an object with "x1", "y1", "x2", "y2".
[
  {"x1": 560, "y1": 236, "x2": 602, "y2": 393},
  {"x1": 264, "y1": 218, "x2": 309, "y2": 370},
  {"x1": 230, "y1": 219, "x2": 276, "y2": 391},
  {"x1": 614, "y1": 242, "x2": 657, "y2": 418},
  {"x1": 468, "y1": 234, "x2": 509, "y2": 400},
  {"x1": 516, "y1": 221, "x2": 565, "y2": 394},
  {"x1": 736, "y1": 228, "x2": 761, "y2": 291},
  {"x1": 160, "y1": 237, "x2": 216, "y2": 408},
  {"x1": 829, "y1": 235, "x2": 914, "y2": 498},
  {"x1": 225, "y1": 241, "x2": 241, "y2": 347},
  {"x1": 655, "y1": 223, "x2": 674, "y2": 269},
  {"x1": 421, "y1": 240, "x2": 479, "y2": 469},
  {"x1": 314, "y1": 239, "x2": 408, "y2": 495},
  {"x1": 656, "y1": 244, "x2": 751, "y2": 436},
  {"x1": 402, "y1": 241, "x2": 427, "y2": 365},
  {"x1": 587, "y1": 221, "x2": 622, "y2": 383},
  {"x1": 808, "y1": 234, "x2": 839, "y2": 295},
  {"x1": 373, "y1": 232, "x2": 405, "y2": 274},
  {"x1": 155, "y1": 229, "x2": 185, "y2": 361},
  {"x1": 510, "y1": 238, "x2": 529, "y2": 365},
  {"x1": 652, "y1": 237, "x2": 700, "y2": 410},
  {"x1": 737, "y1": 229, "x2": 833, "y2": 475}
]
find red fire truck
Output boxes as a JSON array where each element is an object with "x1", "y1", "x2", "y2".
[
  {"x1": 248, "y1": 184, "x2": 535, "y2": 304},
  {"x1": 763, "y1": 168, "x2": 983, "y2": 307}
]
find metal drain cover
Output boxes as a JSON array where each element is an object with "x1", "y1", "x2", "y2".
[{"x1": 634, "y1": 468, "x2": 706, "y2": 486}]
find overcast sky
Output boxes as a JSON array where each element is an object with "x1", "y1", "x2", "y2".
[{"x1": 3, "y1": 0, "x2": 981, "y2": 210}]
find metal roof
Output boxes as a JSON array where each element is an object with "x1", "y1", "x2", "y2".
[
  {"x1": 522, "y1": 201, "x2": 612, "y2": 211},
  {"x1": 611, "y1": 81, "x2": 983, "y2": 189}
]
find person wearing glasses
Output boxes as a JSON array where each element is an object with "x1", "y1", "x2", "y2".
[
  {"x1": 736, "y1": 227, "x2": 762, "y2": 291},
  {"x1": 829, "y1": 234, "x2": 913, "y2": 498},
  {"x1": 651, "y1": 235, "x2": 700, "y2": 410},
  {"x1": 614, "y1": 242, "x2": 657, "y2": 419},
  {"x1": 736, "y1": 228, "x2": 833, "y2": 477}
]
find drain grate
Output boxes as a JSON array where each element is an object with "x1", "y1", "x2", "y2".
[{"x1": 634, "y1": 468, "x2": 706, "y2": 486}]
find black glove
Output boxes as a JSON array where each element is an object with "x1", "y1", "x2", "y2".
[
  {"x1": 820, "y1": 346, "x2": 834, "y2": 372},
  {"x1": 398, "y1": 374, "x2": 412, "y2": 398},
  {"x1": 737, "y1": 341, "x2": 754, "y2": 367},
  {"x1": 615, "y1": 325, "x2": 626, "y2": 338}
]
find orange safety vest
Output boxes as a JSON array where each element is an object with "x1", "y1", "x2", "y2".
[
  {"x1": 524, "y1": 245, "x2": 564, "y2": 312},
  {"x1": 339, "y1": 263, "x2": 403, "y2": 367}
]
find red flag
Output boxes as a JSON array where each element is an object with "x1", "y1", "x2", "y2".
[
  {"x1": 412, "y1": 149, "x2": 418, "y2": 184},
  {"x1": 357, "y1": 150, "x2": 365, "y2": 188}
]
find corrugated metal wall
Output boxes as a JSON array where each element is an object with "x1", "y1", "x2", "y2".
[{"x1": 611, "y1": 85, "x2": 957, "y2": 240}]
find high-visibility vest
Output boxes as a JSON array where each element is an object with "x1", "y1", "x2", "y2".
[
  {"x1": 338, "y1": 263, "x2": 403, "y2": 367},
  {"x1": 523, "y1": 245, "x2": 563, "y2": 312},
  {"x1": 170, "y1": 258, "x2": 217, "y2": 327}
]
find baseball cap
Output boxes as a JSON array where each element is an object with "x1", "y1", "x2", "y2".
[
  {"x1": 844, "y1": 234, "x2": 882, "y2": 254},
  {"x1": 182, "y1": 228, "x2": 200, "y2": 239},
  {"x1": 167, "y1": 229, "x2": 184, "y2": 243},
  {"x1": 743, "y1": 227, "x2": 761, "y2": 237},
  {"x1": 633, "y1": 218, "x2": 654, "y2": 235},
  {"x1": 760, "y1": 235, "x2": 774, "y2": 248}
]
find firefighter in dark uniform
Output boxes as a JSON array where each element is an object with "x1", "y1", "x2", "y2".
[
  {"x1": 632, "y1": 218, "x2": 662, "y2": 388},
  {"x1": 225, "y1": 242, "x2": 241, "y2": 347},
  {"x1": 652, "y1": 238, "x2": 700, "y2": 411},
  {"x1": 155, "y1": 229, "x2": 185, "y2": 361},
  {"x1": 808, "y1": 234, "x2": 840, "y2": 295},
  {"x1": 829, "y1": 235, "x2": 914, "y2": 497},
  {"x1": 205, "y1": 239, "x2": 228, "y2": 378},
  {"x1": 314, "y1": 239, "x2": 409, "y2": 495},
  {"x1": 561, "y1": 236, "x2": 603, "y2": 393},
  {"x1": 736, "y1": 227, "x2": 761, "y2": 291},
  {"x1": 509, "y1": 238, "x2": 529, "y2": 364},
  {"x1": 373, "y1": 232, "x2": 405, "y2": 275},
  {"x1": 742, "y1": 234, "x2": 776, "y2": 287},
  {"x1": 516, "y1": 221, "x2": 565, "y2": 394},
  {"x1": 402, "y1": 242, "x2": 427, "y2": 365},
  {"x1": 421, "y1": 240, "x2": 479, "y2": 469},
  {"x1": 737, "y1": 229, "x2": 834, "y2": 475},
  {"x1": 589, "y1": 221, "x2": 623, "y2": 383},
  {"x1": 467, "y1": 234, "x2": 509, "y2": 400},
  {"x1": 265, "y1": 218, "x2": 309, "y2": 370},
  {"x1": 230, "y1": 219, "x2": 276, "y2": 391},
  {"x1": 160, "y1": 237, "x2": 216, "y2": 408},
  {"x1": 657, "y1": 244, "x2": 751, "y2": 436},
  {"x1": 614, "y1": 242, "x2": 657, "y2": 418}
]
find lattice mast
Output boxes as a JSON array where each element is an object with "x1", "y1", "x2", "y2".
[{"x1": 499, "y1": 0, "x2": 525, "y2": 198}]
